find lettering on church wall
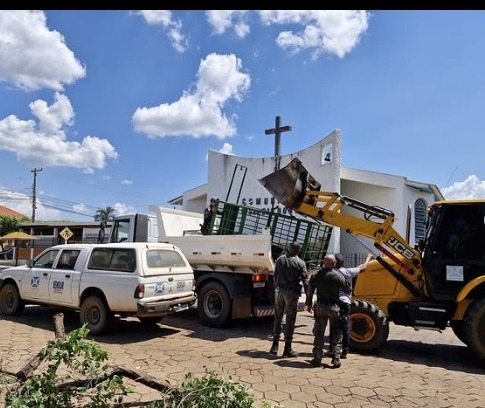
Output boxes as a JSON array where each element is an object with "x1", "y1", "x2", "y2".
[{"x1": 240, "y1": 196, "x2": 289, "y2": 214}]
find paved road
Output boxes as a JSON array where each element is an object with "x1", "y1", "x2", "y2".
[{"x1": 1, "y1": 306, "x2": 485, "y2": 407}]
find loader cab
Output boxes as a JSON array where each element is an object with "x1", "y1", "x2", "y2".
[{"x1": 423, "y1": 201, "x2": 485, "y2": 301}]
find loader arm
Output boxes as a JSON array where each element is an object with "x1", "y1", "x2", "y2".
[{"x1": 259, "y1": 158, "x2": 423, "y2": 277}]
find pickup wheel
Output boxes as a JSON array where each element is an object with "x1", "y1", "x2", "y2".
[
  {"x1": 350, "y1": 299, "x2": 389, "y2": 354},
  {"x1": 80, "y1": 296, "x2": 113, "y2": 335},
  {"x1": 198, "y1": 281, "x2": 231, "y2": 327},
  {"x1": 0, "y1": 283, "x2": 25, "y2": 316},
  {"x1": 463, "y1": 298, "x2": 485, "y2": 362}
]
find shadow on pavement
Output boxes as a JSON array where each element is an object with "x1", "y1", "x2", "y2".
[
  {"x1": 0, "y1": 305, "x2": 182, "y2": 344},
  {"x1": 375, "y1": 338, "x2": 485, "y2": 374}
]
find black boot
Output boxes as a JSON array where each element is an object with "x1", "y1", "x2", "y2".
[
  {"x1": 269, "y1": 339, "x2": 279, "y2": 355},
  {"x1": 282, "y1": 340, "x2": 298, "y2": 358},
  {"x1": 330, "y1": 357, "x2": 341, "y2": 368}
]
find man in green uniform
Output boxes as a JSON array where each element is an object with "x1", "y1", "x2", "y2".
[
  {"x1": 269, "y1": 241, "x2": 309, "y2": 358},
  {"x1": 305, "y1": 254, "x2": 349, "y2": 368}
]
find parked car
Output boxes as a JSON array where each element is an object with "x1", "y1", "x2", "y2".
[
  {"x1": 0, "y1": 242, "x2": 197, "y2": 334},
  {"x1": 0, "y1": 247, "x2": 14, "y2": 260}
]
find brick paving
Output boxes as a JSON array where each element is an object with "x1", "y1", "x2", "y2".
[{"x1": 1, "y1": 305, "x2": 485, "y2": 407}]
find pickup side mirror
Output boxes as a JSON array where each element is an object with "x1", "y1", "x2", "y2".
[{"x1": 26, "y1": 259, "x2": 34, "y2": 268}]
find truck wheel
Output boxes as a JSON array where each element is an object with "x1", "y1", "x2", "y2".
[
  {"x1": 450, "y1": 320, "x2": 469, "y2": 345},
  {"x1": 80, "y1": 296, "x2": 113, "y2": 335},
  {"x1": 0, "y1": 283, "x2": 25, "y2": 316},
  {"x1": 198, "y1": 282, "x2": 231, "y2": 327},
  {"x1": 463, "y1": 298, "x2": 485, "y2": 361},
  {"x1": 350, "y1": 299, "x2": 389, "y2": 354}
]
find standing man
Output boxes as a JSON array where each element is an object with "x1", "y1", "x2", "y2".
[
  {"x1": 200, "y1": 198, "x2": 219, "y2": 235},
  {"x1": 305, "y1": 254, "x2": 349, "y2": 368},
  {"x1": 269, "y1": 241, "x2": 309, "y2": 358},
  {"x1": 326, "y1": 253, "x2": 374, "y2": 358}
]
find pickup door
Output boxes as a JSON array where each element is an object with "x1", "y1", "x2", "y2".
[
  {"x1": 20, "y1": 248, "x2": 82, "y2": 305},
  {"x1": 21, "y1": 248, "x2": 60, "y2": 301},
  {"x1": 47, "y1": 249, "x2": 82, "y2": 304}
]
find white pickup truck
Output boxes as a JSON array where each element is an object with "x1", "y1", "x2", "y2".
[{"x1": 0, "y1": 242, "x2": 197, "y2": 334}]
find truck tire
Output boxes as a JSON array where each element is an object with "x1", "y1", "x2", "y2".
[
  {"x1": 450, "y1": 320, "x2": 469, "y2": 345},
  {"x1": 0, "y1": 283, "x2": 25, "y2": 316},
  {"x1": 80, "y1": 295, "x2": 113, "y2": 335},
  {"x1": 198, "y1": 281, "x2": 231, "y2": 327},
  {"x1": 350, "y1": 299, "x2": 389, "y2": 354},
  {"x1": 463, "y1": 298, "x2": 485, "y2": 361}
]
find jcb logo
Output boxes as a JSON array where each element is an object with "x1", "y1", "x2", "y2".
[{"x1": 386, "y1": 236, "x2": 414, "y2": 260}]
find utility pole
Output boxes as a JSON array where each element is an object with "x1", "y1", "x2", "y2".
[
  {"x1": 31, "y1": 168, "x2": 43, "y2": 222},
  {"x1": 264, "y1": 115, "x2": 292, "y2": 172}
]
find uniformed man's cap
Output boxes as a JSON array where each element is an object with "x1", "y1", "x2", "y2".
[{"x1": 335, "y1": 253, "x2": 344, "y2": 264}]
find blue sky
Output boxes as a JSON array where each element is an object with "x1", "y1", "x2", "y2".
[{"x1": 1, "y1": 10, "x2": 485, "y2": 222}]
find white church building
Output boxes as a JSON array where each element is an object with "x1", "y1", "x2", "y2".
[{"x1": 170, "y1": 129, "x2": 443, "y2": 261}]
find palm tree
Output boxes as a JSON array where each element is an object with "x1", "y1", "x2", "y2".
[{"x1": 94, "y1": 206, "x2": 116, "y2": 222}]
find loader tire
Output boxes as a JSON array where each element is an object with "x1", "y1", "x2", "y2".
[
  {"x1": 463, "y1": 298, "x2": 485, "y2": 362},
  {"x1": 198, "y1": 281, "x2": 231, "y2": 328},
  {"x1": 350, "y1": 299, "x2": 389, "y2": 354},
  {"x1": 450, "y1": 320, "x2": 469, "y2": 345}
]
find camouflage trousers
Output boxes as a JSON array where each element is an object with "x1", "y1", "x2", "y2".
[
  {"x1": 272, "y1": 288, "x2": 300, "y2": 342},
  {"x1": 312, "y1": 302, "x2": 344, "y2": 361}
]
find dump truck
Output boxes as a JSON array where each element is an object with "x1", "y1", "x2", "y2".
[
  {"x1": 259, "y1": 157, "x2": 485, "y2": 361},
  {"x1": 109, "y1": 202, "x2": 333, "y2": 327}
]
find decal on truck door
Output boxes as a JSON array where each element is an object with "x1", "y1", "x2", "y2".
[
  {"x1": 31, "y1": 276, "x2": 40, "y2": 288},
  {"x1": 52, "y1": 281, "x2": 65, "y2": 292}
]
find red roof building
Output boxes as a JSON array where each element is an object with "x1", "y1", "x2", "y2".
[{"x1": 0, "y1": 204, "x2": 28, "y2": 220}]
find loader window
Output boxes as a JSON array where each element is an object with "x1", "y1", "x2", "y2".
[{"x1": 440, "y1": 206, "x2": 485, "y2": 260}]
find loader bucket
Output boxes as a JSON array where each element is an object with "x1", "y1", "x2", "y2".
[{"x1": 258, "y1": 158, "x2": 322, "y2": 209}]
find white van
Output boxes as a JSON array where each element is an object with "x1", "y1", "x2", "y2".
[{"x1": 0, "y1": 242, "x2": 196, "y2": 334}]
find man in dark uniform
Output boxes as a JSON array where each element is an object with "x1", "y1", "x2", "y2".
[
  {"x1": 305, "y1": 254, "x2": 349, "y2": 368},
  {"x1": 326, "y1": 253, "x2": 373, "y2": 359},
  {"x1": 269, "y1": 241, "x2": 309, "y2": 358}
]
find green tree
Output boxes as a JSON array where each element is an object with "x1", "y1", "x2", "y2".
[
  {"x1": 0, "y1": 215, "x2": 21, "y2": 237},
  {"x1": 94, "y1": 206, "x2": 116, "y2": 222}
]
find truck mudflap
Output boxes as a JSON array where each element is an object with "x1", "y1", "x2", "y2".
[
  {"x1": 253, "y1": 301, "x2": 306, "y2": 317},
  {"x1": 137, "y1": 293, "x2": 197, "y2": 317}
]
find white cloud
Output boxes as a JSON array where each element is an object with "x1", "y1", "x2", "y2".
[
  {"x1": 112, "y1": 202, "x2": 135, "y2": 216},
  {"x1": 219, "y1": 143, "x2": 234, "y2": 155},
  {"x1": 206, "y1": 142, "x2": 235, "y2": 161},
  {"x1": 136, "y1": 10, "x2": 189, "y2": 52},
  {"x1": 121, "y1": 179, "x2": 133, "y2": 185},
  {"x1": 0, "y1": 10, "x2": 86, "y2": 91},
  {"x1": 132, "y1": 53, "x2": 250, "y2": 139},
  {"x1": 0, "y1": 92, "x2": 119, "y2": 172},
  {"x1": 0, "y1": 187, "x2": 61, "y2": 221},
  {"x1": 206, "y1": 11, "x2": 250, "y2": 38},
  {"x1": 72, "y1": 203, "x2": 89, "y2": 215},
  {"x1": 259, "y1": 10, "x2": 370, "y2": 59},
  {"x1": 442, "y1": 175, "x2": 485, "y2": 199}
]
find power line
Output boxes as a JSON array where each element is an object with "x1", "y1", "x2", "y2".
[{"x1": 41, "y1": 202, "x2": 94, "y2": 218}]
